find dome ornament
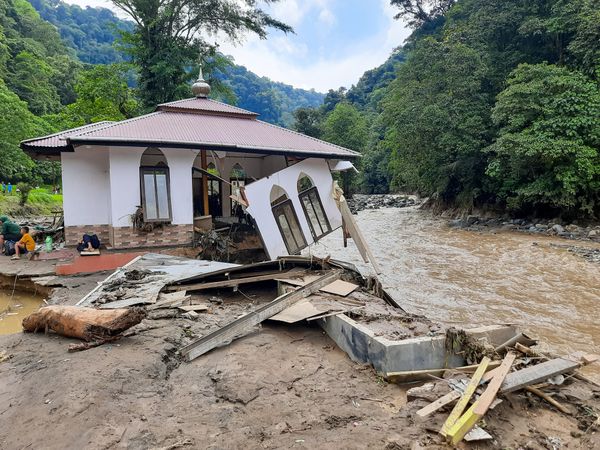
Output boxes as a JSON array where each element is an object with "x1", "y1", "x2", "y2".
[{"x1": 192, "y1": 63, "x2": 211, "y2": 98}]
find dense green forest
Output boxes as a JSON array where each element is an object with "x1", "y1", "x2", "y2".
[{"x1": 295, "y1": 0, "x2": 600, "y2": 219}]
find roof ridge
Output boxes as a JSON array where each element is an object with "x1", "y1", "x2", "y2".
[
  {"x1": 70, "y1": 112, "x2": 164, "y2": 138},
  {"x1": 205, "y1": 98, "x2": 257, "y2": 115},
  {"x1": 158, "y1": 97, "x2": 257, "y2": 116},
  {"x1": 20, "y1": 121, "x2": 115, "y2": 144},
  {"x1": 255, "y1": 119, "x2": 360, "y2": 156}
]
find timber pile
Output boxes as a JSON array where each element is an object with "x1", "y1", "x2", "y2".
[{"x1": 405, "y1": 343, "x2": 600, "y2": 445}]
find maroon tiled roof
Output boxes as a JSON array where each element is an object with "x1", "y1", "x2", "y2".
[
  {"x1": 20, "y1": 121, "x2": 114, "y2": 149},
  {"x1": 21, "y1": 98, "x2": 359, "y2": 159},
  {"x1": 157, "y1": 98, "x2": 257, "y2": 118}
]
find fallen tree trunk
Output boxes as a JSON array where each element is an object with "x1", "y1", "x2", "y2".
[{"x1": 22, "y1": 306, "x2": 145, "y2": 341}]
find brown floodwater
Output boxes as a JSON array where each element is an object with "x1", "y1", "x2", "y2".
[
  {"x1": 305, "y1": 207, "x2": 600, "y2": 379},
  {"x1": 0, "y1": 289, "x2": 44, "y2": 335}
]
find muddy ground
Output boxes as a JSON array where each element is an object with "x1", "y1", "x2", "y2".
[{"x1": 1, "y1": 265, "x2": 599, "y2": 449}]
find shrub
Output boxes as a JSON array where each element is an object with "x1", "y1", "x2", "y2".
[{"x1": 16, "y1": 182, "x2": 32, "y2": 206}]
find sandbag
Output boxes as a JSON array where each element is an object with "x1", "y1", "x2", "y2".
[{"x1": 22, "y1": 305, "x2": 145, "y2": 341}]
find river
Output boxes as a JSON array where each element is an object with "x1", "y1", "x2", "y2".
[{"x1": 305, "y1": 207, "x2": 600, "y2": 378}]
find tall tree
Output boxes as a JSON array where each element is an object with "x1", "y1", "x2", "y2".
[
  {"x1": 486, "y1": 63, "x2": 600, "y2": 217},
  {"x1": 390, "y1": 0, "x2": 456, "y2": 28},
  {"x1": 111, "y1": 0, "x2": 292, "y2": 108},
  {"x1": 383, "y1": 38, "x2": 492, "y2": 205}
]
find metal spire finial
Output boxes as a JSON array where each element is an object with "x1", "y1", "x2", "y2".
[{"x1": 192, "y1": 61, "x2": 211, "y2": 98}]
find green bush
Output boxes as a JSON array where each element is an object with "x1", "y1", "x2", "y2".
[{"x1": 16, "y1": 182, "x2": 32, "y2": 206}]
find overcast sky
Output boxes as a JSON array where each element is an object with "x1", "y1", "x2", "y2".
[{"x1": 64, "y1": 0, "x2": 411, "y2": 92}]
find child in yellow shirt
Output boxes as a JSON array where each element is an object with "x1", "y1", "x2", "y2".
[{"x1": 12, "y1": 226, "x2": 35, "y2": 260}]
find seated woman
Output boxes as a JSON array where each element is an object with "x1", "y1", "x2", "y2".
[{"x1": 12, "y1": 226, "x2": 36, "y2": 260}]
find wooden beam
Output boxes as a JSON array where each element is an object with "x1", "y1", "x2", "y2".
[
  {"x1": 180, "y1": 271, "x2": 341, "y2": 361},
  {"x1": 167, "y1": 271, "x2": 307, "y2": 292},
  {"x1": 386, "y1": 361, "x2": 501, "y2": 383},
  {"x1": 447, "y1": 352, "x2": 516, "y2": 445},
  {"x1": 416, "y1": 366, "x2": 501, "y2": 418},
  {"x1": 440, "y1": 357, "x2": 490, "y2": 436},
  {"x1": 201, "y1": 150, "x2": 209, "y2": 216},
  {"x1": 338, "y1": 199, "x2": 381, "y2": 274},
  {"x1": 501, "y1": 356, "x2": 582, "y2": 393}
]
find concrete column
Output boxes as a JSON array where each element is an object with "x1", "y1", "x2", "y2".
[
  {"x1": 162, "y1": 148, "x2": 199, "y2": 225},
  {"x1": 108, "y1": 146, "x2": 146, "y2": 228}
]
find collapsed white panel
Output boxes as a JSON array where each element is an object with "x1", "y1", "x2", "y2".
[{"x1": 244, "y1": 158, "x2": 342, "y2": 259}]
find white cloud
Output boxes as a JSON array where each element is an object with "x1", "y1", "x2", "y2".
[
  {"x1": 221, "y1": 1, "x2": 411, "y2": 91},
  {"x1": 318, "y1": 8, "x2": 336, "y2": 27}
]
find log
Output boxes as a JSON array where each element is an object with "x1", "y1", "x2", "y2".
[{"x1": 22, "y1": 305, "x2": 145, "y2": 341}]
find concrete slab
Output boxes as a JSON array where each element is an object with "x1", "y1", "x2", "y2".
[
  {"x1": 319, "y1": 313, "x2": 519, "y2": 378},
  {"x1": 78, "y1": 253, "x2": 238, "y2": 307}
]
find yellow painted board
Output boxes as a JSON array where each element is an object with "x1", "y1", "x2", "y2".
[
  {"x1": 440, "y1": 356, "x2": 490, "y2": 436},
  {"x1": 448, "y1": 353, "x2": 517, "y2": 444},
  {"x1": 447, "y1": 403, "x2": 483, "y2": 446}
]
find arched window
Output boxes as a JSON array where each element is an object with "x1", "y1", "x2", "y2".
[
  {"x1": 297, "y1": 173, "x2": 331, "y2": 240},
  {"x1": 270, "y1": 185, "x2": 306, "y2": 254},
  {"x1": 140, "y1": 148, "x2": 171, "y2": 222}
]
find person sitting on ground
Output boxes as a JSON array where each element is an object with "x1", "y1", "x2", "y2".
[
  {"x1": 76, "y1": 233, "x2": 101, "y2": 252},
  {"x1": 0, "y1": 215, "x2": 22, "y2": 252},
  {"x1": 12, "y1": 226, "x2": 36, "y2": 260}
]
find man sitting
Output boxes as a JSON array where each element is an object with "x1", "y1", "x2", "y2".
[
  {"x1": 12, "y1": 226, "x2": 36, "y2": 260},
  {"x1": 0, "y1": 215, "x2": 22, "y2": 252}
]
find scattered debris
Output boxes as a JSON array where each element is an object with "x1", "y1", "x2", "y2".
[{"x1": 179, "y1": 271, "x2": 341, "y2": 361}]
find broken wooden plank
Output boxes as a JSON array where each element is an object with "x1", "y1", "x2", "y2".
[
  {"x1": 440, "y1": 357, "x2": 490, "y2": 436},
  {"x1": 147, "y1": 291, "x2": 190, "y2": 310},
  {"x1": 337, "y1": 198, "x2": 381, "y2": 274},
  {"x1": 416, "y1": 366, "x2": 503, "y2": 418},
  {"x1": 319, "y1": 279, "x2": 359, "y2": 297},
  {"x1": 178, "y1": 304, "x2": 209, "y2": 312},
  {"x1": 501, "y1": 355, "x2": 583, "y2": 393},
  {"x1": 167, "y1": 271, "x2": 305, "y2": 292},
  {"x1": 98, "y1": 297, "x2": 155, "y2": 309},
  {"x1": 180, "y1": 271, "x2": 341, "y2": 362},
  {"x1": 275, "y1": 274, "x2": 321, "y2": 287},
  {"x1": 447, "y1": 353, "x2": 516, "y2": 445},
  {"x1": 386, "y1": 361, "x2": 501, "y2": 383},
  {"x1": 306, "y1": 306, "x2": 365, "y2": 322},
  {"x1": 269, "y1": 299, "x2": 324, "y2": 323}
]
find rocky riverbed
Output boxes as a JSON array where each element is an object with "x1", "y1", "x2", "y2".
[
  {"x1": 449, "y1": 215, "x2": 600, "y2": 242},
  {"x1": 347, "y1": 194, "x2": 420, "y2": 213}
]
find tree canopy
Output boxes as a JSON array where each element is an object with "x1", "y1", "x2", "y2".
[{"x1": 111, "y1": 0, "x2": 292, "y2": 108}]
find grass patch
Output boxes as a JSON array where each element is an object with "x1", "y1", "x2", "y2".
[{"x1": 0, "y1": 188, "x2": 63, "y2": 216}]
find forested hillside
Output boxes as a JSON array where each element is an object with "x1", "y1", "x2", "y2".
[
  {"x1": 0, "y1": 0, "x2": 74, "y2": 183},
  {"x1": 28, "y1": 0, "x2": 132, "y2": 64},
  {"x1": 28, "y1": 0, "x2": 323, "y2": 125},
  {"x1": 294, "y1": 0, "x2": 600, "y2": 219}
]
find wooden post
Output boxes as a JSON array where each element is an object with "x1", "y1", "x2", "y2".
[{"x1": 201, "y1": 150, "x2": 209, "y2": 215}]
